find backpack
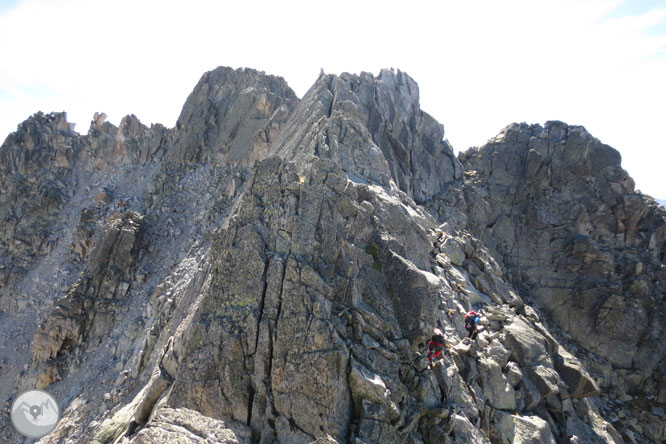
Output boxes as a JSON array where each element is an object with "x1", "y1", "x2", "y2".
[
  {"x1": 430, "y1": 334, "x2": 444, "y2": 349},
  {"x1": 464, "y1": 312, "x2": 477, "y2": 329}
]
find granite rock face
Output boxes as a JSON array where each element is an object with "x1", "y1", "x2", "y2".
[
  {"x1": 274, "y1": 70, "x2": 462, "y2": 203},
  {"x1": 0, "y1": 67, "x2": 664, "y2": 444},
  {"x1": 458, "y1": 122, "x2": 664, "y2": 368},
  {"x1": 446, "y1": 121, "x2": 666, "y2": 442}
]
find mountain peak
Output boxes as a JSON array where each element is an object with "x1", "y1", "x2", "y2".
[
  {"x1": 275, "y1": 67, "x2": 461, "y2": 203},
  {"x1": 0, "y1": 67, "x2": 664, "y2": 444}
]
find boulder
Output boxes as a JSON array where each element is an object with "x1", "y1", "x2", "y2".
[
  {"x1": 491, "y1": 411, "x2": 557, "y2": 444},
  {"x1": 554, "y1": 348, "x2": 600, "y2": 398},
  {"x1": 449, "y1": 414, "x2": 491, "y2": 444},
  {"x1": 502, "y1": 317, "x2": 551, "y2": 367},
  {"x1": 434, "y1": 361, "x2": 479, "y2": 419},
  {"x1": 128, "y1": 408, "x2": 250, "y2": 443},
  {"x1": 479, "y1": 357, "x2": 516, "y2": 411},
  {"x1": 349, "y1": 359, "x2": 390, "y2": 405},
  {"x1": 505, "y1": 361, "x2": 524, "y2": 387}
]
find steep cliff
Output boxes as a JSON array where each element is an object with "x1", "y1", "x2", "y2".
[{"x1": 0, "y1": 67, "x2": 664, "y2": 444}]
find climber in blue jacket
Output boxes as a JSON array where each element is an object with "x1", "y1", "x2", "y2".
[{"x1": 464, "y1": 311, "x2": 480, "y2": 340}]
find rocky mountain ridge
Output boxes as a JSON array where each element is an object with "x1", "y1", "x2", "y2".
[{"x1": 0, "y1": 66, "x2": 664, "y2": 444}]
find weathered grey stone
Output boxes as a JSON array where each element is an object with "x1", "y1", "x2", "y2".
[
  {"x1": 457, "y1": 119, "x2": 666, "y2": 429},
  {"x1": 451, "y1": 340, "x2": 471, "y2": 357},
  {"x1": 358, "y1": 418, "x2": 399, "y2": 444},
  {"x1": 504, "y1": 361, "x2": 524, "y2": 387},
  {"x1": 174, "y1": 66, "x2": 298, "y2": 165},
  {"x1": 565, "y1": 399, "x2": 623, "y2": 444},
  {"x1": 26, "y1": 211, "x2": 143, "y2": 389},
  {"x1": 434, "y1": 361, "x2": 479, "y2": 419},
  {"x1": 1, "y1": 67, "x2": 661, "y2": 444},
  {"x1": 479, "y1": 356, "x2": 516, "y2": 410},
  {"x1": 128, "y1": 407, "x2": 250, "y2": 444},
  {"x1": 273, "y1": 414, "x2": 315, "y2": 444},
  {"x1": 525, "y1": 364, "x2": 560, "y2": 401},
  {"x1": 349, "y1": 359, "x2": 390, "y2": 405},
  {"x1": 502, "y1": 317, "x2": 552, "y2": 367},
  {"x1": 275, "y1": 69, "x2": 461, "y2": 205},
  {"x1": 554, "y1": 348, "x2": 600, "y2": 398},
  {"x1": 93, "y1": 366, "x2": 173, "y2": 444},
  {"x1": 485, "y1": 341, "x2": 512, "y2": 368},
  {"x1": 449, "y1": 414, "x2": 491, "y2": 444},
  {"x1": 491, "y1": 411, "x2": 557, "y2": 444},
  {"x1": 520, "y1": 377, "x2": 543, "y2": 411},
  {"x1": 360, "y1": 399, "x2": 400, "y2": 422},
  {"x1": 414, "y1": 371, "x2": 442, "y2": 409},
  {"x1": 440, "y1": 237, "x2": 466, "y2": 266},
  {"x1": 381, "y1": 251, "x2": 441, "y2": 342}
]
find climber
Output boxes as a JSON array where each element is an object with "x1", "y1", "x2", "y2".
[
  {"x1": 427, "y1": 328, "x2": 445, "y2": 367},
  {"x1": 464, "y1": 310, "x2": 480, "y2": 340}
]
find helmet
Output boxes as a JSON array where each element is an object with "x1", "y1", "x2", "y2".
[{"x1": 433, "y1": 328, "x2": 444, "y2": 336}]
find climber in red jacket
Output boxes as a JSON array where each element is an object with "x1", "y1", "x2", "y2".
[{"x1": 427, "y1": 328, "x2": 445, "y2": 367}]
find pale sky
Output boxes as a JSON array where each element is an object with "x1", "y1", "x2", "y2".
[{"x1": 0, "y1": 0, "x2": 664, "y2": 199}]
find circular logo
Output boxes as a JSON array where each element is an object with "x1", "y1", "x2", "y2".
[{"x1": 10, "y1": 390, "x2": 61, "y2": 438}]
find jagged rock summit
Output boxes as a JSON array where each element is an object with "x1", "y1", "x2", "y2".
[{"x1": 0, "y1": 66, "x2": 664, "y2": 444}]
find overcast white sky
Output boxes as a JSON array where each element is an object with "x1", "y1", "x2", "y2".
[{"x1": 1, "y1": 0, "x2": 664, "y2": 199}]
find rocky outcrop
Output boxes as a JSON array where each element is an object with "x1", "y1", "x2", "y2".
[
  {"x1": 26, "y1": 210, "x2": 143, "y2": 390},
  {"x1": 122, "y1": 407, "x2": 251, "y2": 443},
  {"x1": 0, "y1": 67, "x2": 663, "y2": 444},
  {"x1": 275, "y1": 70, "x2": 462, "y2": 203},
  {"x1": 441, "y1": 121, "x2": 666, "y2": 442},
  {"x1": 173, "y1": 67, "x2": 297, "y2": 165}
]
